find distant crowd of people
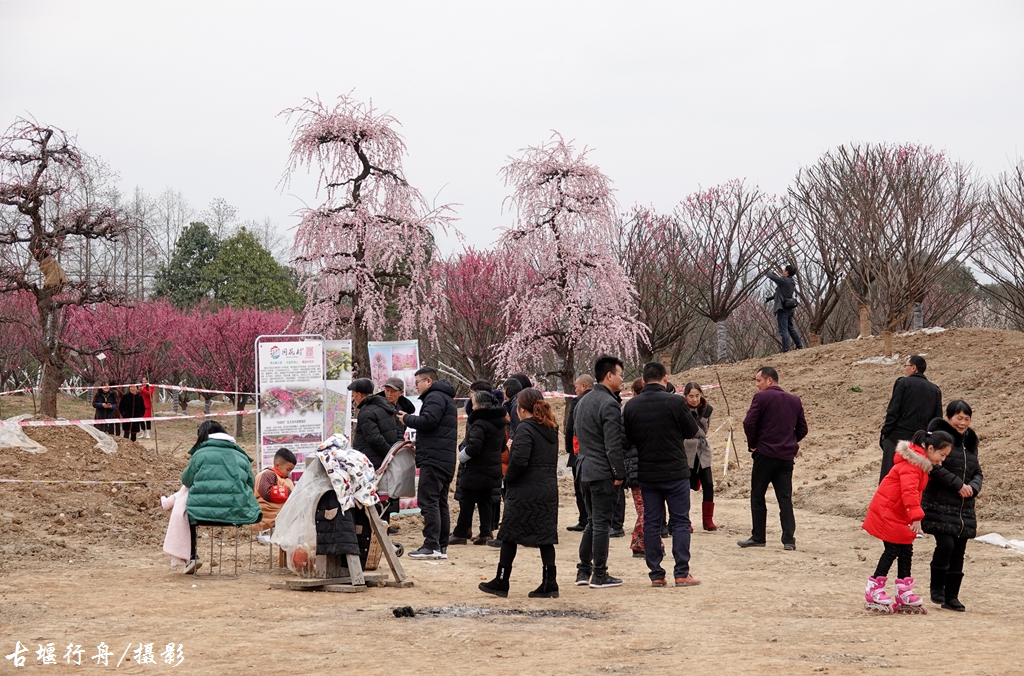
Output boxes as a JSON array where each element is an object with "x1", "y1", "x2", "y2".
[{"x1": 92, "y1": 378, "x2": 154, "y2": 442}]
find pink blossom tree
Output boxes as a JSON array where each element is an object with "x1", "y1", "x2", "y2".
[
  {"x1": 0, "y1": 291, "x2": 37, "y2": 400},
  {"x1": 64, "y1": 300, "x2": 183, "y2": 386},
  {"x1": 0, "y1": 119, "x2": 134, "y2": 416},
  {"x1": 676, "y1": 180, "x2": 785, "y2": 363},
  {"x1": 281, "y1": 94, "x2": 455, "y2": 376},
  {"x1": 495, "y1": 133, "x2": 646, "y2": 391},
  {"x1": 431, "y1": 247, "x2": 521, "y2": 388},
  {"x1": 184, "y1": 305, "x2": 297, "y2": 437}
]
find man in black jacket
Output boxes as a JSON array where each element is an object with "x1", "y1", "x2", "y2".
[
  {"x1": 398, "y1": 367, "x2": 458, "y2": 560},
  {"x1": 879, "y1": 354, "x2": 942, "y2": 482},
  {"x1": 349, "y1": 378, "x2": 400, "y2": 469},
  {"x1": 623, "y1": 362, "x2": 701, "y2": 587},
  {"x1": 564, "y1": 374, "x2": 594, "y2": 532},
  {"x1": 766, "y1": 265, "x2": 803, "y2": 352}
]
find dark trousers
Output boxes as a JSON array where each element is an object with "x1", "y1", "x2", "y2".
[
  {"x1": 578, "y1": 478, "x2": 617, "y2": 577},
  {"x1": 570, "y1": 459, "x2": 588, "y2": 526},
  {"x1": 931, "y1": 534, "x2": 968, "y2": 574},
  {"x1": 500, "y1": 541, "x2": 555, "y2": 567},
  {"x1": 875, "y1": 540, "x2": 913, "y2": 579},
  {"x1": 453, "y1": 488, "x2": 493, "y2": 537},
  {"x1": 122, "y1": 421, "x2": 139, "y2": 442},
  {"x1": 776, "y1": 309, "x2": 802, "y2": 352},
  {"x1": 692, "y1": 465, "x2": 714, "y2": 502},
  {"x1": 417, "y1": 465, "x2": 453, "y2": 551},
  {"x1": 613, "y1": 483, "x2": 625, "y2": 530},
  {"x1": 879, "y1": 437, "x2": 898, "y2": 484},
  {"x1": 640, "y1": 479, "x2": 692, "y2": 580},
  {"x1": 749, "y1": 452, "x2": 796, "y2": 545}
]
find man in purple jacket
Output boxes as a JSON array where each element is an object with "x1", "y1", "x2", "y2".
[{"x1": 738, "y1": 366, "x2": 808, "y2": 551}]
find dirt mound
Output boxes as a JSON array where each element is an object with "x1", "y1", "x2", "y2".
[
  {"x1": 672, "y1": 327, "x2": 1024, "y2": 523},
  {"x1": 2, "y1": 424, "x2": 188, "y2": 571}
]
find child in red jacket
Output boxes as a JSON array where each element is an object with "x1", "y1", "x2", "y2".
[{"x1": 862, "y1": 429, "x2": 952, "y2": 614}]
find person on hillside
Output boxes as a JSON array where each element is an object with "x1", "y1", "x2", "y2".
[
  {"x1": 92, "y1": 381, "x2": 118, "y2": 435},
  {"x1": 573, "y1": 354, "x2": 628, "y2": 588},
  {"x1": 766, "y1": 264, "x2": 803, "y2": 352},
  {"x1": 739, "y1": 366, "x2": 808, "y2": 551},
  {"x1": 253, "y1": 447, "x2": 296, "y2": 531},
  {"x1": 450, "y1": 389, "x2": 507, "y2": 545},
  {"x1": 564, "y1": 374, "x2": 595, "y2": 532},
  {"x1": 684, "y1": 382, "x2": 718, "y2": 531},
  {"x1": 879, "y1": 355, "x2": 942, "y2": 483},
  {"x1": 624, "y1": 362, "x2": 702, "y2": 587},
  {"x1": 862, "y1": 429, "x2": 953, "y2": 614},
  {"x1": 479, "y1": 388, "x2": 560, "y2": 598},
  {"x1": 349, "y1": 377, "x2": 400, "y2": 470},
  {"x1": 398, "y1": 367, "x2": 458, "y2": 560},
  {"x1": 118, "y1": 384, "x2": 146, "y2": 442},
  {"x1": 139, "y1": 377, "x2": 155, "y2": 439},
  {"x1": 180, "y1": 420, "x2": 263, "y2": 574},
  {"x1": 924, "y1": 400, "x2": 984, "y2": 612}
]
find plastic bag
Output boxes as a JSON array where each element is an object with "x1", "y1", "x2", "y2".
[
  {"x1": 271, "y1": 455, "x2": 331, "y2": 577},
  {"x1": 78, "y1": 423, "x2": 118, "y2": 454},
  {"x1": 377, "y1": 441, "x2": 416, "y2": 498},
  {"x1": 0, "y1": 415, "x2": 47, "y2": 453}
]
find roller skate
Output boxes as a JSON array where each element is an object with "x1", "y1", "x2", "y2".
[
  {"x1": 864, "y1": 576, "x2": 894, "y2": 614},
  {"x1": 894, "y1": 577, "x2": 926, "y2": 614}
]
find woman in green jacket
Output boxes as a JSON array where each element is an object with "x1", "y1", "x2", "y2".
[{"x1": 180, "y1": 421, "x2": 262, "y2": 573}]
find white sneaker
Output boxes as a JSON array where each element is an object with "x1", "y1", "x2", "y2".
[
  {"x1": 409, "y1": 547, "x2": 445, "y2": 560},
  {"x1": 256, "y1": 529, "x2": 273, "y2": 544},
  {"x1": 183, "y1": 558, "x2": 202, "y2": 574}
]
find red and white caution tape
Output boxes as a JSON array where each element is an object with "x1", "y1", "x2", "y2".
[
  {"x1": 1, "y1": 382, "x2": 259, "y2": 397},
  {"x1": 0, "y1": 479, "x2": 180, "y2": 485},
  {"x1": 1, "y1": 408, "x2": 257, "y2": 428}
]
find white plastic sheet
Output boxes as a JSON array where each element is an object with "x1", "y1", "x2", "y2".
[
  {"x1": 975, "y1": 533, "x2": 1024, "y2": 555},
  {"x1": 0, "y1": 415, "x2": 47, "y2": 453},
  {"x1": 270, "y1": 455, "x2": 331, "y2": 577},
  {"x1": 77, "y1": 423, "x2": 119, "y2": 454}
]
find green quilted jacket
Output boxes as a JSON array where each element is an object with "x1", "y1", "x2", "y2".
[{"x1": 181, "y1": 435, "x2": 263, "y2": 525}]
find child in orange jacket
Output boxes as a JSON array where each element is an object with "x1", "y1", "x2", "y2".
[{"x1": 862, "y1": 429, "x2": 952, "y2": 614}]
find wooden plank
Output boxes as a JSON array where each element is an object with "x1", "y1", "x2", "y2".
[
  {"x1": 282, "y1": 576, "x2": 351, "y2": 588},
  {"x1": 346, "y1": 553, "x2": 364, "y2": 586},
  {"x1": 364, "y1": 504, "x2": 408, "y2": 583},
  {"x1": 321, "y1": 584, "x2": 368, "y2": 593},
  {"x1": 383, "y1": 580, "x2": 415, "y2": 588}
]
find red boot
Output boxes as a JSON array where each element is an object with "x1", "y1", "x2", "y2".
[{"x1": 701, "y1": 502, "x2": 718, "y2": 531}]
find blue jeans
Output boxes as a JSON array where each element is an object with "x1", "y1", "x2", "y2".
[
  {"x1": 776, "y1": 310, "x2": 802, "y2": 352},
  {"x1": 578, "y1": 478, "x2": 617, "y2": 577},
  {"x1": 640, "y1": 479, "x2": 693, "y2": 580}
]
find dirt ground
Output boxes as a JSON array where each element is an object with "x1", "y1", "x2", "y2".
[{"x1": 2, "y1": 327, "x2": 1024, "y2": 674}]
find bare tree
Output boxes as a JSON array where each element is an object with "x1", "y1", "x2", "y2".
[
  {"x1": 152, "y1": 187, "x2": 194, "y2": 268},
  {"x1": 616, "y1": 206, "x2": 703, "y2": 368},
  {"x1": 201, "y1": 197, "x2": 238, "y2": 239},
  {"x1": 0, "y1": 119, "x2": 133, "y2": 416},
  {"x1": 677, "y1": 179, "x2": 785, "y2": 362},
  {"x1": 976, "y1": 162, "x2": 1024, "y2": 328}
]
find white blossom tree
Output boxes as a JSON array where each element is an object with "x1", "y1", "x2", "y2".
[
  {"x1": 282, "y1": 94, "x2": 454, "y2": 375},
  {"x1": 495, "y1": 133, "x2": 645, "y2": 390}
]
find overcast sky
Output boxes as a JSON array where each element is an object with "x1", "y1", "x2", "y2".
[{"x1": 2, "y1": 1, "x2": 1022, "y2": 255}]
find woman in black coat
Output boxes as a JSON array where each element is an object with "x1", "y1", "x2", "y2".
[
  {"x1": 480, "y1": 388, "x2": 559, "y2": 599},
  {"x1": 924, "y1": 400, "x2": 983, "y2": 612},
  {"x1": 118, "y1": 384, "x2": 146, "y2": 442},
  {"x1": 92, "y1": 381, "x2": 119, "y2": 435},
  {"x1": 683, "y1": 382, "x2": 717, "y2": 531},
  {"x1": 450, "y1": 390, "x2": 507, "y2": 545}
]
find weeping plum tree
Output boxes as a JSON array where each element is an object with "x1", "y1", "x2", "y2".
[
  {"x1": 677, "y1": 180, "x2": 784, "y2": 363},
  {"x1": 0, "y1": 119, "x2": 133, "y2": 417},
  {"x1": 494, "y1": 133, "x2": 646, "y2": 391},
  {"x1": 616, "y1": 206, "x2": 703, "y2": 368},
  {"x1": 282, "y1": 94, "x2": 454, "y2": 376},
  {"x1": 976, "y1": 161, "x2": 1024, "y2": 328}
]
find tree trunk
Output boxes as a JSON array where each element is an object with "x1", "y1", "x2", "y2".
[
  {"x1": 912, "y1": 302, "x2": 923, "y2": 331},
  {"x1": 557, "y1": 347, "x2": 575, "y2": 395},
  {"x1": 809, "y1": 333, "x2": 822, "y2": 348},
  {"x1": 352, "y1": 318, "x2": 370, "y2": 381},
  {"x1": 36, "y1": 290, "x2": 63, "y2": 418},
  {"x1": 858, "y1": 304, "x2": 872, "y2": 338},
  {"x1": 204, "y1": 396, "x2": 213, "y2": 415},
  {"x1": 234, "y1": 393, "x2": 247, "y2": 439},
  {"x1": 660, "y1": 353, "x2": 673, "y2": 374},
  {"x1": 715, "y1": 319, "x2": 728, "y2": 363},
  {"x1": 882, "y1": 330, "x2": 894, "y2": 358}
]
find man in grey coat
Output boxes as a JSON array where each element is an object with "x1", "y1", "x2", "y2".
[
  {"x1": 766, "y1": 265, "x2": 803, "y2": 352},
  {"x1": 572, "y1": 355, "x2": 627, "y2": 588}
]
